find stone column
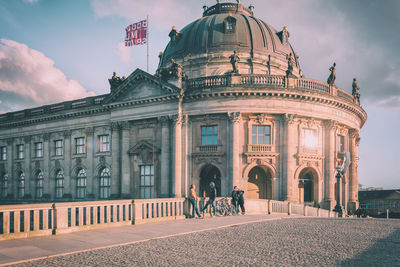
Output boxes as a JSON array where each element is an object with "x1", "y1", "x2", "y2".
[
  {"x1": 23, "y1": 136, "x2": 31, "y2": 199},
  {"x1": 63, "y1": 130, "x2": 72, "y2": 197},
  {"x1": 348, "y1": 129, "x2": 360, "y2": 212},
  {"x1": 110, "y1": 122, "x2": 120, "y2": 197},
  {"x1": 159, "y1": 116, "x2": 170, "y2": 197},
  {"x1": 283, "y1": 114, "x2": 296, "y2": 202},
  {"x1": 85, "y1": 127, "x2": 94, "y2": 198},
  {"x1": 173, "y1": 114, "x2": 183, "y2": 197},
  {"x1": 42, "y1": 133, "x2": 50, "y2": 197},
  {"x1": 120, "y1": 122, "x2": 131, "y2": 198},
  {"x1": 6, "y1": 138, "x2": 13, "y2": 199},
  {"x1": 324, "y1": 120, "x2": 337, "y2": 210},
  {"x1": 229, "y1": 112, "x2": 241, "y2": 190}
]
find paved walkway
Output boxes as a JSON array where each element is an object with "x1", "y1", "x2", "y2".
[{"x1": 0, "y1": 214, "x2": 287, "y2": 266}]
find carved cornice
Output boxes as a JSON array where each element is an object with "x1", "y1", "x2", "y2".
[{"x1": 229, "y1": 112, "x2": 241, "y2": 123}]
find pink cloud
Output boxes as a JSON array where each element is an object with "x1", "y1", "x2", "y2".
[{"x1": 0, "y1": 39, "x2": 95, "y2": 112}]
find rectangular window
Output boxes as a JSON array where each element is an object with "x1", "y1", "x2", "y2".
[
  {"x1": 55, "y1": 140, "x2": 63, "y2": 156},
  {"x1": 0, "y1": 147, "x2": 6, "y2": 161},
  {"x1": 98, "y1": 135, "x2": 110, "y2": 152},
  {"x1": 34, "y1": 142, "x2": 43, "y2": 158},
  {"x1": 140, "y1": 165, "x2": 154, "y2": 199},
  {"x1": 302, "y1": 128, "x2": 318, "y2": 148},
  {"x1": 17, "y1": 144, "x2": 24, "y2": 160},
  {"x1": 75, "y1": 137, "x2": 85, "y2": 154},
  {"x1": 251, "y1": 125, "x2": 271, "y2": 145},
  {"x1": 337, "y1": 135, "x2": 345, "y2": 152},
  {"x1": 201, "y1": 126, "x2": 218, "y2": 145}
]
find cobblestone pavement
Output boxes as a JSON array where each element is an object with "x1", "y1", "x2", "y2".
[{"x1": 10, "y1": 218, "x2": 400, "y2": 267}]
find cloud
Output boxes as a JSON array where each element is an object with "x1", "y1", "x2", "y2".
[
  {"x1": 0, "y1": 39, "x2": 95, "y2": 113},
  {"x1": 22, "y1": 0, "x2": 39, "y2": 4},
  {"x1": 117, "y1": 42, "x2": 134, "y2": 66},
  {"x1": 91, "y1": 0, "x2": 195, "y2": 32}
]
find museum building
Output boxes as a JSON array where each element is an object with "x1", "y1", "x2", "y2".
[{"x1": 0, "y1": 2, "x2": 366, "y2": 211}]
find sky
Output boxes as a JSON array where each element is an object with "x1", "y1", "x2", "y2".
[{"x1": 0, "y1": 0, "x2": 399, "y2": 189}]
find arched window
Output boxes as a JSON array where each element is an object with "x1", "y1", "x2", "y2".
[
  {"x1": 99, "y1": 167, "x2": 111, "y2": 199},
  {"x1": 55, "y1": 170, "x2": 64, "y2": 199},
  {"x1": 224, "y1": 16, "x2": 236, "y2": 33},
  {"x1": 1, "y1": 174, "x2": 8, "y2": 199},
  {"x1": 18, "y1": 172, "x2": 25, "y2": 198},
  {"x1": 36, "y1": 171, "x2": 44, "y2": 199},
  {"x1": 76, "y1": 169, "x2": 87, "y2": 199}
]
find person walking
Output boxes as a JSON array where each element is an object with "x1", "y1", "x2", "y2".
[
  {"x1": 189, "y1": 184, "x2": 202, "y2": 219},
  {"x1": 201, "y1": 182, "x2": 217, "y2": 217}
]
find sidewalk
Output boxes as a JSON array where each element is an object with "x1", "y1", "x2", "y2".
[{"x1": 0, "y1": 214, "x2": 287, "y2": 266}]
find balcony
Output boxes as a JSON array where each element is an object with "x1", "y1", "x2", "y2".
[{"x1": 247, "y1": 144, "x2": 273, "y2": 152}]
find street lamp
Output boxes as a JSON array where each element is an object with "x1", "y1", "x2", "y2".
[{"x1": 333, "y1": 151, "x2": 350, "y2": 217}]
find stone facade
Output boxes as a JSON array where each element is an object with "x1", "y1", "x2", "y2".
[{"x1": 0, "y1": 2, "x2": 366, "y2": 212}]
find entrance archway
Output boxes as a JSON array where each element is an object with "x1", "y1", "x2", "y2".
[
  {"x1": 199, "y1": 164, "x2": 221, "y2": 197},
  {"x1": 298, "y1": 167, "x2": 318, "y2": 203},
  {"x1": 247, "y1": 166, "x2": 273, "y2": 199}
]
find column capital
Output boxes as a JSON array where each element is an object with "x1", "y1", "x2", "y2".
[
  {"x1": 23, "y1": 136, "x2": 31, "y2": 143},
  {"x1": 158, "y1": 115, "x2": 171, "y2": 126},
  {"x1": 229, "y1": 112, "x2": 241, "y2": 124},
  {"x1": 349, "y1": 128, "x2": 359, "y2": 139},
  {"x1": 110, "y1": 122, "x2": 120, "y2": 131},
  {"x1": 324, "y1": 119, "x2": 338, "y2": 130},
  {"x1": 63, "y1": 130, "x2": 71, "y2": 137},
  {"x1": 85, "y1": 127, "x2": 94, "y2": 135},
  {"x1": 119, "y1": 121, "x2": 130, "y2": 130},
  {"x1": 6, "y1": 138, "x2": 13, "y2": 145},
  {"x1": 171, "y1": 114, "x2": 183, "y2": 125},
  {"x1": 282, "y1": 113, "x2": 296, "y2": 124},
  {"x1": 42, "y1": 133, "x2": 50, "y2": 141}
]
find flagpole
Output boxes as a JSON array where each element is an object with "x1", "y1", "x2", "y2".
[{"x1": 147, "y1": 14, "x2": 149, "y2": 73}]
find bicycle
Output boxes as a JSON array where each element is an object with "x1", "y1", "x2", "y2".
[{"x1": 215, "y1": 197, "x2": 237, "y2": 216}]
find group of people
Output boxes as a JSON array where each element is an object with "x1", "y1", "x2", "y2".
[{"x1": 188, "y1": 182, "x2": 245, "y2": 219}]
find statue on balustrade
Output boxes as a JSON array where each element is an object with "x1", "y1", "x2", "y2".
[
  {"x1": 229, "y1": 50, "x2": 240, "y2": 73},
  {"x1": 286, "y1": 53, "x2": 294, "y2": 76},
  {"x1": 327, "y1": 62, "x2": 336, "y2": 86},
  {"x1": 352, "y1": 78, "x2": 361, "y2": 104},
  {"x1": 108, "y1": 72, "x2": 126, "y2": 90}
]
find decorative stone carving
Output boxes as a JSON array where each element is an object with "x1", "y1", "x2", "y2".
[
  {"x1": 75, "y1": 158, "x2": 82, "y2": 165},
  {"x1": 257, "y1": 114, "x2": 267, "y2": 124},
  {"x1": 99, "y1": 156, "x2": 106, "y2": 165},
  {"x1": 108, "y1": 72, "x2": 126, "y2": 90},
  {"x1": 110, "y1": 122, "x2": 120, "y2": 131},
  {"x1": 229, "y1": 112, "x2": 241, "y2": 123},
  {"x1": 286, "y1": 53, "x2": 294, "y2": 76},
  {"x1": 352, "y1": 78, "x2": 361, "y2": 105},
  {"x1": 195, "y1": 156, "x2": 223, "y2": 165},
  {"x1": 23, "y1": 136, "x2": 31, "y2": 143},
  {"x1": 55, "y1": 160, "x2": 61, "y2": 169},
  {"x1": 171, "y1": 114, "x2": 183, "y2": 125},
  {"x1": 6, "y1": 138, "x2": 13, "y2": 145},
  {"x1": 283, "y1": 113, "x2": 296, "y2": 124},
  {"x1": 35, "y1": 161, "x2": 41, "y2": 169},
  {"x1": 324, "y1": 119, "x2": 338, "y2": 130},
  {"x1": 327, "y1": 62, "x2": 336, "y2": 86}
]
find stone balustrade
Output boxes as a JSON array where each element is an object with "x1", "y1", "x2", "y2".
[
  {"x1": 247, "y1": 144, "x2": 273, "y2": 152},
  {"x1": 0, "y1": 198, "x2": 337, "y2": 240},
  {"x1": 185, "y1": 74, "x2": 356, "y2": 105}
]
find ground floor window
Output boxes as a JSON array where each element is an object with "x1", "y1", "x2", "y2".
[
  {"x1": 99, "y1": 167, "x2": 111, "y2": 199},
  {"x1": 36, "y1": 171, "x2": 44, "y2": 198},
  {"x1": 56, "y1": 170, "x2": 64, "y2": 198},
  {"x1": 1, "y1": 174, "x2": 8, "y2": 199},
  {"x1": 76, "y1": 169, "x2": 87, "y2": 199},
  {"x1": 140, "y1": 165, "x2": 154, "y2": 199}
]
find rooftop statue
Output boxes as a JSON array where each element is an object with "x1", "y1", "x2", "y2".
[
  {"x1": 352, "y1": 78, "x2": 361, "y2": 104},
  {"x1": 229, "y1": 50, "x2": 240, "y2": 73},
  {"x1": 108, "y1": 72, "x2": 125, "y2": 90},
  {"x1": 286, "y1": 53, "x2": 294, "y2": 75},
  {"x1": 327, "y1": 62, "x2": 336, "y2": 86}
]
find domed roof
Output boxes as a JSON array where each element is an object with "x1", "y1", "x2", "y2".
[{"x1": 158, "y1": 2, "x2": 302, "y2": 78}]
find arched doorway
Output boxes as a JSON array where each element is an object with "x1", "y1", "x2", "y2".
[
  {"x1": 199, "y1": 164, "x2": 221, "y2": 197},
  {"x1": 247, "y1": 166, "x2": 273, "y2": 199},
  {"x1": 298, "y1": 167, "x2": 318, "y2": 203}
]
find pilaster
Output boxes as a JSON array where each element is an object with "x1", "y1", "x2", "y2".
[
  {"x1": 348, "y1": 128, "x2": 360, "y2": 212},
  {"x1": 110, "y1": 122, "x2": 120, "y2": 197},
  {"x1": 229, "y1": 112, "x2": 241, "y2": 189},
  {"x1": 120, "y1": 122, "x2": 131, "y2": 198},
  {"x1": 85, "y1": 127, "x2": 94, "y2": 197},
  {"x1": 283, "y1": 114, "x2": 296, "y2": 202},
  {"x1": 172, "y1": 114, "x2": 183, "y2": 197},
  {"x1": 324, "y1": 120, "x2": 338, "y2": 210},
  {"x1": 63, "y1": 130, "x2": 72, "y2": 197},
  {"x1": 159, "y1": 116, "x2": 171, "y2": 197}
]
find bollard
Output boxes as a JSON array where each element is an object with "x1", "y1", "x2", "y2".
[{"x1": 387, "y1": 209, "x2": 389, "y2": 219}]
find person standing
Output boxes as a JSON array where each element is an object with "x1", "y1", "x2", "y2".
[
  {"x1": 231, "y1": 186, "x2": 240, "y2": 214},
  {"x1": 201, "y1": 182, "x2": 217, "y2": 217},
  {"x1": 237, "y1": 187, "x2": 245, "y2": 215},
  {"x1": 189, "y1": 184, "x2": 202, "y2": 219}
]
